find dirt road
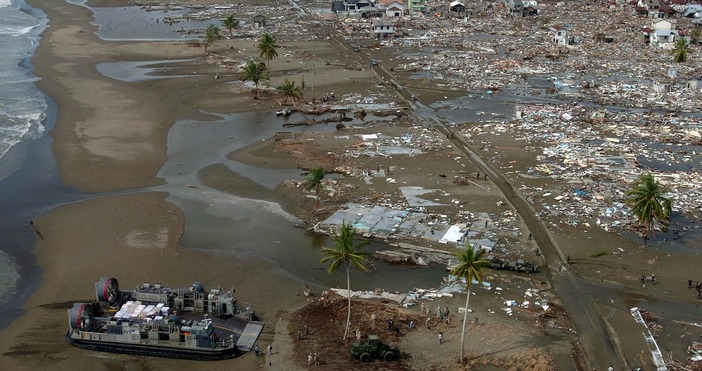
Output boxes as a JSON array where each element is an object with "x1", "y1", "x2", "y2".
[{"x1": 314, "y1": 18, "x2": 624, "y2": 369}]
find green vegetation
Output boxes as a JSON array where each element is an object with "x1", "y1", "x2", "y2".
[
  {"x1": 239, "y1": 60, "x2": 268, "y2": 98},
  {"x1": 203, "y1": 24, "x2": 220, "y2": 54},
  {"x1": 354, "y1": 109, "x2": 367, "y2": 121},
  {"x1": 320, "y1": 222, "x2": 369, "y2": 340},
  {"x1": 591, "y1": 251, "x2": 609, "y2": 258},
  {"x1": 276, "y1": 78, "x2": 303, "y2": 104},
  {"x1": 672, "y1": 38, "x2": 689, "y2": 63},
  {"x1": 449, "y1": 244, "x2": 491, "y2": 363},
  {"x1": 221, "y1": 14, "x2": 239, "y2": 39},
  {"x1": 307, "y1": 167, "x2": 326, "y2": 207},
  {"x1": 625, "y1": 173, "x2": 672, "y2": 243},
  {"x1": 258, "y1": 33, "x2": 279, "y2": 68}
]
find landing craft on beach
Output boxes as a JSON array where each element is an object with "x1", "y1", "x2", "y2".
[{"x1": 66, "y1": 277, "x2": 263, "y2": 360}]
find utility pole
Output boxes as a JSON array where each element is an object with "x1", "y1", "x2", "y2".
[{"x1": 311, "y1": 63, "x2": 315, "y2": 104}]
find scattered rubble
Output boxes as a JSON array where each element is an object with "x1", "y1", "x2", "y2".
[{"x1": 464, "y1": 103, "x2": 702, "y2": 236}]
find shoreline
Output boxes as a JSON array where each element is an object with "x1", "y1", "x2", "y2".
[
  {"x1": 1, "y1": 0, "x2": 700, "y2": 369},
  {"x1": 0, "y1": 0, "x2": 395, "y2": 369}
]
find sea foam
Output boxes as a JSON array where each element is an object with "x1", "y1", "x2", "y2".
[{"x1": 0, "y1": 0, "x2": 48, "y2": 172}]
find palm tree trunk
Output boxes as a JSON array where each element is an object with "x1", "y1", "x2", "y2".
[
  {"x1": 344, "y1": 264, "x2": 351, "y2": 340},
  {"x1": 315, "y1": 184, "x2": 320, "y2": 207},
  {"x1": 460, "y1": 284, "x2": 471, "y2": 362}
]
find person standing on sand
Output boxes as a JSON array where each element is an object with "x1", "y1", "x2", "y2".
[
  {"x1": 689, "y1": 279, "x2": 693, "y2": 289},
  {"x1": 370, "y1": 313, "x2": 376, "y2": 326},
  {"x1": 267, "y1": 344, "x2": 272, "y2": 356},
  {"x1": 438, "y1": 332, "x2": 443, "y2": 344},
  {"x1": 255, "y1": 345, "x2": 260, "y2": 357},
  {"x1": 308, "y1": 353, "x2": 313, "y2": 365}
]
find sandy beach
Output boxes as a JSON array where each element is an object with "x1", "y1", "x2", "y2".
[
  {"x1": 2, "y1": 0, "x2": 701, "y2": 370},
  {"x1": 0, "y1": 0, "x2": 391, "y2": 369}
]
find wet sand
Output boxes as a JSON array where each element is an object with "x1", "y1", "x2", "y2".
[
  {"x1": 0, "y1": 0, "x2": 386, "y2": 369},
  {"x1": 0, "y1": 0, "x2": 294, "y2": 369},
  {"x1": 2, "y1": 0, "x2": 701, "y2": 369}
]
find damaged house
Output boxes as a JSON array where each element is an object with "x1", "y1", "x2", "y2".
[
  {"x1": 550, "y1": 25, "x2": 568, "y2": 46},
  {"x1": 372, "y1": 18, "x2": 395, "y2": 39},
  {"x1": 643, "y1": 19, "x2": 681, "y2": 48},
  {"x1": 377, "y1": 0, "x2": 405, "y2": 17}
]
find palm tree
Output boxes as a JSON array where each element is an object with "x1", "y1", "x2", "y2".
[
  {"x1": 626, "y1": 173, "x2": 673, "y2": 243},
  {"x1": 221, "y1": 14, "x2": 239, "y2": 39},
  {"x1": 354, "y1": 109, "x2": 367, "y2": 121},
  {"x1": 276, "y1": 78, "x2": 303, "y2": 105},
  {"x1": 307, "y1": 167, "x2": 325, "y2": 207},
  {"x1": 240, "y1": 60, "x2": 268, "y2": 98},
  {"x1": 449, "y1": 244, "x2": 491, "y2": 363},
  {"x1": 258, "y1": 33, "x2": 279, "y2": 68},
  {"x1": 203, "y1": 24, "x2": 220, "y2": 54},
  {"x1": 320, "y1": 222, "x2": 369, "y2": 340},
  {"x1": 672, "y1": 38, "x2": 689, "y2": 63}
]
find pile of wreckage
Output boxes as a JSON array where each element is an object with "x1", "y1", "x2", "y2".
[
  {"x1": 325, "y1": 0, "x2": 702, "y2": 110},
  {"x1": 462, "y1": 102, "x2": 702, "y2": 235},
  {"x1": 316, "y1": 203, "x2": 540, "y2": 272},
  {"x1": 631, "y1": 307, "x2": 702, "y2": 369},
  {"x1": 405, "y1": 279, "x2": 562, "y2": 328}
]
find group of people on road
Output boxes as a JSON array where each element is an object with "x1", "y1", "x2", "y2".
[
  {"x1": 639, "y1": 275, "x2": 702, "y2": 299},
  {"x1": 253, "y1": 344, "x2": 273, "y2": 357},
  {"x1": 307, "y1": 352, "x2": 320, "y2": 365}
]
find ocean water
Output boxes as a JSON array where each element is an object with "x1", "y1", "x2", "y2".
[
  {"x1": 0, "y1": 0, "x2": 48, "y2": 305},
  {"x1": 0, "y1": 251, "x2": 19, "y2": 306}
]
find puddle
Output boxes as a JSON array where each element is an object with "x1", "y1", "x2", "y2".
[{"x1": 95, "y1": 59, "x2": 197, "y2": 83}]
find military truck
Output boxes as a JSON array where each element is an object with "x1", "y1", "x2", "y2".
[{"x1": 350, "y1": 334, "x2": 400, "y2": 362}]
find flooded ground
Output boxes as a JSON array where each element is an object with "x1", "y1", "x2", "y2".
[{"x1": 155, "y1": 110, "x2": 449, "y2": 294}]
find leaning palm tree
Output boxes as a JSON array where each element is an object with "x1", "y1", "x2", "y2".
[
  {"x1": 306, "y1": 167, "x2": 325, "y2": 207},
  {"x1": 672, "y1": 38, "x2": 689, "y2": 63},
  {"x1": 221, "y1": 14, "x2": 239, "y2": 39},
  {"x1": 450, "y1": 244, "x2": 491, "y2": 363},
  {"x1": 625, "y1": 173, "x2": 673, "y2": 244},
  {"x1": 240, "y1": 60, "x2": 268, "y2": 98},
  {"x1": 276, "y1": 78, "x2": 303, "y2": 105},
  {"x1": 203, "y1": 24, "x2": 220, "y2": 54},
  {"x1": 320, "y1": 222, "x2": 369, "y2": 340},
  {"x1": 258, "y1": 33, "x2": 279, "y2": 68}
]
